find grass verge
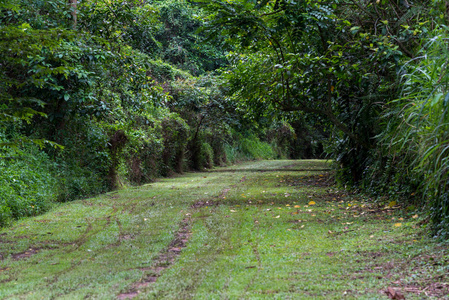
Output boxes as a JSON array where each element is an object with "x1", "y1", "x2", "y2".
[{"x1": 0, "y1": 160, "x2": 447, "y2": 299}]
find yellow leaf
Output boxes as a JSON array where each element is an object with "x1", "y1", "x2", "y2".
[
  {"x1": 399, "y1": 217, "x2": 404, "y2": 221},
  {"x1": 294, "y1": 205, "x2": 300, "y2": 208},
  {"x1": 309, "y1": 201, "x2": 316, "y2": 206},
  {"x1": 388, "y1": 201, "x2": 397, "y2": 208},
  {"x1": 394, "y1": 223, "x2": 402, "y2": 227}
]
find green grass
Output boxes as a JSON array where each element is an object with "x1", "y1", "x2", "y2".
[{"x1": 0, "y1": 160, "x2": 447, "y2": 299}]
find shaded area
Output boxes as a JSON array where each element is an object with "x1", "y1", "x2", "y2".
[{"x1": 206, "y1": 168, "x2": 332, "y2": 173}]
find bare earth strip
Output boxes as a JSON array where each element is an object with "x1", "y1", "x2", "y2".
[{"x1": 0, "y1": 160, "x2": 447, "y2": 299}]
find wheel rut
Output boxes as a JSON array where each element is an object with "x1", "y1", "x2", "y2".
[
  {"x1": 117, "y1": 178, "x2": 246, "y2": 299},
  {"x1": 117, "y1": 217, "x2": 192, "y2": 299}
]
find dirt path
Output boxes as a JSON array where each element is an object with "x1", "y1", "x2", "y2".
[{"x1": 0, "y1": 160, "x2": 447, "y2": 299}]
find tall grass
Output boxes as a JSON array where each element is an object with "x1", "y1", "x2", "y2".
[{"x1": 382, "y1": 26, "x2": 449, "y2": 237}]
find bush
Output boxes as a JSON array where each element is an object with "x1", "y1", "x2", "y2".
[
  {"x1": 239, "y1": 136, "x2": 275, "y2": 160},
  {"x1": 200, "y1": 142, "x2": 214, "y2": 169},
  {"x1": 0, "y1": 143, "x2": 57, "y2": 226},
  {"x1": 225, "y1": 133, "x2": 276, "y2": 163},
  {"x1": 161, "y1": 113, "x2": 190, "y2": 175}
]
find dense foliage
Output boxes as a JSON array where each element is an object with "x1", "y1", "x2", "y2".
[
  {"x1": 0, "y1": 0, "x2": 287, "y2": 226},
  {"x1": 2, "y1": 0, "x2": 449, "y2": 238},
  {"x1": 197, "y1": 0, "x2": 449, "y2": 238}
]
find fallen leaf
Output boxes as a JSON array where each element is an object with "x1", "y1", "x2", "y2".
[
  {"x1": 309, "y1": 201, "x2": 316, "y2": 206},
  {"x1": 230, "y1": 210, "x2": 236, "y2": 212},
  {"x1": 386, "y1": 287, "x2": 405, "y2": 300},
  {"x1": 412, "y1": 214, "x2": 418, "y2": 219},
  {"x1": 394, "y1": 223, "x2": 402, "y2": 227},
  {"x1": 388, "y1": 201, "x2": 397, "y2": 208},
  {"x1": 274, "y1": 215, "x2": 280, "y2": 218},
  {"x1": 294, "y1": 205, "x2": 300, "y2": 208}
]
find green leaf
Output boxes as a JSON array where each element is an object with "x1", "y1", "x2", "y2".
[{"x1": 430, "y1": 93, "x2": 443, "y2": 107}]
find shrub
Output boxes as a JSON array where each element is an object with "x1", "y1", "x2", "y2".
[
  {"x1": 0, "y1": 141, "x2": 57, "y2": 226},
  {"x1": 161, "y1": 113, "x2": 190, "y2": 175},
  {"x1": 200, "y1": 142, "x2": 214, "y2": 169}
]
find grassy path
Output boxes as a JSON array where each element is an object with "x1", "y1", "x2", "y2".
[{"x1": 0, "y1": 160, "x2": 447, "y2": 299}]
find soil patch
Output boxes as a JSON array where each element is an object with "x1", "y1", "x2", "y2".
[
  {"x1": 117, "y1": 217, "x2": 192, "y2": 299},
  {"x1": 12, "y1": 248, "x2": 39, "y2": 260},
  {"x1": 284, "y1": 173, "x2": 335, "y2": 188},
  {"x1": 191, "y1": 200, "x2": 218, "y2": 208}
]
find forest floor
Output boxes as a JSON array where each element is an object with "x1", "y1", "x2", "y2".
[{"x1": 0, "y1": 160, "x2": 448, "y2": 299}]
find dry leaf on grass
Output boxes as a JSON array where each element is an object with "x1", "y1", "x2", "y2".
[{"x1": 385, "y1": 287, "x2": 405, "y2": 300}]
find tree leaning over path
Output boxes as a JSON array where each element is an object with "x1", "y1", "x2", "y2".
[{"x1": 197, "y1": 0, "x2": 449, "y2": 237}]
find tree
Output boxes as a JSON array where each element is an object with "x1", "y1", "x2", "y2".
[{"x1": 198, "y1": 0, "x2": 425, "y2": 182}]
